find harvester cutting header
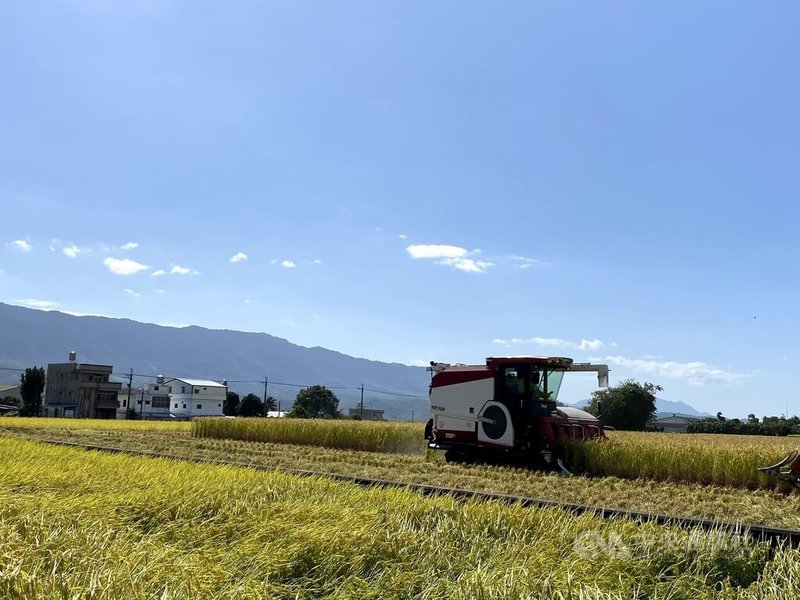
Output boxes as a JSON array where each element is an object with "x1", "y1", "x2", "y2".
[{"x1": 425, "y1": 355, "x2": 609, "y2": 471}]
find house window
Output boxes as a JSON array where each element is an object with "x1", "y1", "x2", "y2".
[
  {"x1": 152, "y1": 397, "x2": 170, "y2": 409},
  {"x1": 196, "y1": 404, "x2": 202, "y2": 410},
  {"x1": 154, "y1": 386, "x2": 159, "y2": 391},
  {"x1": 194, "y1": 388, "x2": 200, "y2": 394},
  {"x1": 174, "y1": 403, "x2": 178, "y2": 408},
  {"x1": 182, "y1": 404, "x2": 186, "y2": 409},
  {"x1": 122, "y1": 400, "x2": 127, "y2": 407},
  {"x1": 181, "y1": 387, "x2": 185, "y2": 394}
]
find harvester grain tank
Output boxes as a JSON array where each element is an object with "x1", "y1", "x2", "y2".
[{"x1": 425, "y1": 356, "x2": 609, "y2": 469}]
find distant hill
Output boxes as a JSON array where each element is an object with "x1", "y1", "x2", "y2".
[
  {"x1": 0, "y1": 303, "x2": 430, "y2": 420},
  {"x1": 568, "y1": 397, "x2": 710, "y2": 417}
]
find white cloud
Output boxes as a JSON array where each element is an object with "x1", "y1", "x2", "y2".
[
  {"x1": 398, "y1": 234, "x2": 408, "y2": 240},
  {"x1": 123, "y1": 288, "x2": 140, "y2": 297},
  {"x1": 312, "y1": 258, "x2": 323, "y2": 265},
  {"x1": 11, "y1": 240, "x2": 31, "y2": 252},
  {"x1": 62, "y1": 245, "x2": 81, "y2": 258},
  {"x1": 103, "y1": 257, "x2": 149, "y2": 275},
  {"x1": 577, "y1": 338, "x2": 605, "y2": 351},
  {"x1": 244, "y1": 299, "x2": 260, "y2": 304},
  {"x1": 492, "y1": 336, "x2": 605, "y2": 352},
  {"x1": 406, "y1": 244, "x2": 468, "y2": 259},
  {"x1": 508, "y1": 255, "x2": 539, "y2": 269},
  {"x1": 406, "y1": 244, "x2": 494, "y2": 274},
  {"x1": 440, "y1": 257, "x2": 493, "y2": 273},
  {"x1": 170, "y1": 265, "x2": 199, "y2": 275},
  {"x1": 597, "y1": 355, "x2": 746, "y2": 386},
  {"x1": 281, "y1": 260, "x2": 296, "y2": 268},
  {"x1": 230, "y1": 252, "x2": 248, "y2": 263},
  {"x1": 153, "y1": 289, "x2": 165, "y2": 294},
  {"x1": 18, "y1": 298, "x2": 58, "y2": 309},
  {"x1": 151, "y1": 269, "x2": 166, "y2": 277},
  {"x1": 120, "y1": 242, "x2": 139, "y2": 250}
]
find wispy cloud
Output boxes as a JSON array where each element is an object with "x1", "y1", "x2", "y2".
[
  {"x1": 123, "y1": 288, "x2": 140, "y2": 297},
  {"x1": 492, "y1": 336, "x2": 605, "y2": 352},
  {"x1": 10, "y1": 239, "x2": 32, "y2": 252},
  {"x1": 229, "y1": 252, "x2": 248, "y2": 263},
  {"x1": 508, "y1": 255, "x2": 539, "y2": 269},
  {"x1": 120, "y1": 242, "x2": 139, "y2": 250},
  {"x1": 281, "y1": 260, "x2": 296, "y2": 269},
  {"x1": 151, "y1": 269, "x2": 166, "y2": 277},
  {"x1": 62, "y1": 245, "x2": 81, "y2": 258},
  {"x1": 595, "y1": 355, "x2": 746, "y2": 386},
  {"x1": 103, "y1": 257, "x2": 149, "y2": 275},
  {"x1": 406, "y1": 244, "x2": 493, "y2": 274},
  {"x1": 18, "y1": 298, "x2": 58, "y2": 309},
  {"x1": 312, "y1": 258, "x2": 323, "y2": 265},
  {"x1": 170, "y1": 264, "x2": 199, "y2": 275}
]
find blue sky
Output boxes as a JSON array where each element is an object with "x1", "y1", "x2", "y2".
[{"x1": 2, "y1": 1, "x2": 799, "y2": 416}]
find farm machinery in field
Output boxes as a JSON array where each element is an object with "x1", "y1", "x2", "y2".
[
  {"x1": 759, "y1": 451, "x2": 800, "y2": 489},
  {"x1": 424, "y1": 356, "x2": 609, "y2": 471}
]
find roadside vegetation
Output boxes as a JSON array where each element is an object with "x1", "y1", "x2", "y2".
[{"x1": 0, "y1": 436, "x2": 794, "y2": 599}]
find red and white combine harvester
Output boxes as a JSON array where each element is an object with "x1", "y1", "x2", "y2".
[{"x1": 425, "y1": 356, "x2": 609, "y2": 471}]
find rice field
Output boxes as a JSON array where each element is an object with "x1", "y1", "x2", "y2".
[
  {"x1": 565, "y1": 431, "x2": 800, "y2": 491},
  {"x1": 1, "y1": 436, "x2": 797, "y2": 599},
  {"x1": 0, "y1": 416, "x2": 191, "y2": 432},
  {"x1": 5, "y1": 425, "x2": 800, "y2": 529},
  {"x1": 193, "y1": 416, "x2": 425, "y2": 454}
]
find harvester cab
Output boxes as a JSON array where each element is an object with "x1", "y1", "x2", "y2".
[{"x1": 425, "y1": 356, "x2": 609, "y2": 469}]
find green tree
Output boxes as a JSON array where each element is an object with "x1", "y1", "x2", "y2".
[
  {"x1": 264, "y1": 395, "x2": 278, "y2": 412},
  {"x1": 1, "y1": 395, "x2": 20, "y2": 407},
  {"x1": 224, "y1": 391, "x2": 240, "y2": 416},
  {"x1": 239, "y1": 393, "x2": 264, "y2": 417},
  {"x1": 585, "y1": 379, "x2": 661, "y2": 431},
  {"x1": 288, "y1": 385, "x2": 340, "y2": 419},
  {"x1": 20, "y1": 367, "x2": 46, "y2": 417}
]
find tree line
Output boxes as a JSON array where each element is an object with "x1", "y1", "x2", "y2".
[{"x1": 224, "y1": 384, "x2": 342, "y2": 419}]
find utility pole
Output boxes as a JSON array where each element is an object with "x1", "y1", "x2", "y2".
[
  {"x1": 360, "y1": 384, "x2": 364, "y2": 419},
  {"x1": 263, "y1": 377, "x2": 268, "y2": 416},
  {"x1": 127, "y1": 368, "x2": 133, "y2": 419}
]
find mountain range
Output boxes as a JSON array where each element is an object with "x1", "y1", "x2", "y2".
[
  {"x1": 0, "y1": 303, "x2": 431, "y2": 420},
  {"x1": 568, "y1": 398, "x2": 710, "y2": 418},
  {"x1": 1, "y1": 303, "x2": 711, "y2": 420}
]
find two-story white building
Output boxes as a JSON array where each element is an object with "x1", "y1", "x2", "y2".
[{"x1": 164, "y1": 378, "x2": 226, "y2": 418}]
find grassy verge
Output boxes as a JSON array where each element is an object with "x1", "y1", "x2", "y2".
[
  {"x1": 0, "y1": 436, "x2": 792, "y2": 598},
  {"x1": 5, "y1": 425, "x2": 800, "y2": 530}
]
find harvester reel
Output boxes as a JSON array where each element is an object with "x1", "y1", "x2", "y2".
[{"x1": 758, "y1": 450, "x2": 800, "y2": 489}]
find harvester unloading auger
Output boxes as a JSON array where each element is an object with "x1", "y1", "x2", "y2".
[
  {"x1": 759, "y1": 451, "x2": 800, "y2": 489},
  {"x1": 424, "y1": 356, "x2": 609, "y2": 470}
]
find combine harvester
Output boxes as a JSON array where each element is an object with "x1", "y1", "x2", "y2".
[
  {"x1": 759, "y1": 451, "x2": 800, "y2": 490},
  {"x1": 425, "y1": 356, "x2": 609, "y2": 471}
]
